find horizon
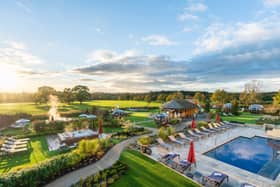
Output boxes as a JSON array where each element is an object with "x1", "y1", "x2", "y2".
[{"x1": 1, "y1": 0, "x2": 280, "y2": 92}]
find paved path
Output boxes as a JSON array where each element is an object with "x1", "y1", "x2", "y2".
[{"x1": 45, "y1": 136, "x2": 140, "y2": 187}]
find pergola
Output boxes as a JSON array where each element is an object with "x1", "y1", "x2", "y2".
[{"x1": 161, "y1": 99, "x2": 198, "y2": 119}]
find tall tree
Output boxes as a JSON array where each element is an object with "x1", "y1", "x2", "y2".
[
  {"x1": 211, "y1": 89, "x2": 229, "y2": 108},
  {"x1": 239, "y1": 80, "x2": 262, "y2": 107},
  {"x1": 193, "y1": 92, "x2": 206, "y2": 106},
  {"x1": 72, "y1": 85, "x2": 91, "y2": 104},
  {"x1": 34, "y1": 86, "x2": 56, "y2": 104},
  {"x1": 62, "y1": 88, "x2": 74, "y2": 104},
  {"x1": 231, "y1": 99, "x2": 239, "y2": 115},
  {"x1": 166, "y1": 91, "x2": 184, "y2": 101}
]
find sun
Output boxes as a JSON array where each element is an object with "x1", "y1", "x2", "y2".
[{"x1": 0, "y1": 65, "x2": 19, "y2": 91}]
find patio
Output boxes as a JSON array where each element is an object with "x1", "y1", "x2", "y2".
[{"x1": 150, "y1": 125, "x2": 280, "y2": 187}]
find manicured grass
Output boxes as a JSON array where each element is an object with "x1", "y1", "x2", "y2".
[
  {"x1": 0, "y1": 136, "x2": 62, "y2": 174},
  {"x1": 0, "y1": 127, "x2": 31, "y2": 136},
  {"x1": 125, "y1": 111, "x2": 158, "y2": 128},
  {"x1": 221, "y1": 112, "x2": 262, "y2": 124},
  {"x1": 103, "y1": 127, "x2": 124, "y2": 133},
  {"x1": 0, "y1": 100, "x2": 160, "y2": 115},
  {"x1": 112, "y1": 150, "x2": 200, "y2": 187}
]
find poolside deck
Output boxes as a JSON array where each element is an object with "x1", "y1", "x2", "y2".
[{"x1": 150, "y1": 126, "x2": 280, "y2": 187}]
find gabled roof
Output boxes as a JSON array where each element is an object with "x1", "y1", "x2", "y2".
[{"x1": 162, "y1": 99, "x2": 197, "y2": 110}]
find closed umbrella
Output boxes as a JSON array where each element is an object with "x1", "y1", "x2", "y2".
[
  {"x1": 216, "y1": 113, "x2": 220, "y2": 123},
  {"x1": 187, "y1": 141, "x2": 196, "y2": 165},
  {"x1": 98, "y1": 119, "x2": 103, "y2": 137},
  {"x1": 191, "y1": 117, "x2": 196, "y2": 129}
]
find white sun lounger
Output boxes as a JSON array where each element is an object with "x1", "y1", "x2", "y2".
[
  {"x1": 208, "y1": 123, "x2": 223, "y2": 131},
  {"x1": 187, "y1": 130, "x2": 203, "y2": 138},
  {"x1": 194, "y1": 128, "x2": 209, "y2": 137},
  {"x1": 157, "y1": 138, "x2": 172, "y2": 150},
  {"x1": 201, "y1": 126, "x2": 217, "y2": 134},
  {"x1": 168, "y1": 135, "x2": 185, "y2": 146},
  {"x1": 178, "y1": 133, "x2": 193, "y2": 142}
]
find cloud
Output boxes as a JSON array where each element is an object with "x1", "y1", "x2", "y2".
[
  {"x1": 185, "y1": 3, "x2": 208, "y2": 12},
  {"x1": 141, "y1": 35, "x2": 177, "y2": 46},
  {"x1": 80, "y1": 78, "x2": 95, "y2": 82},
  {"x1": 0, "y1": 41, "x2": 43, "y2": 66},
  {"x1": 74, "y1": 33, "x2": 280, "y2": 92},
  {"x1": 182, "y1": 27, "x2": 193, "y2": 32},
  {"x1": 194, "y1": 14, "x2": 280, "y2": 54},
  {"x1": 178, "y1": 13, "x2": 198, "y2": 21},
  {"x1": 263, "y1": 0, "x2": 280, "y2": 7},
  {"x1": 16, "y1": 1, "x2": 31, "y2": 13}
]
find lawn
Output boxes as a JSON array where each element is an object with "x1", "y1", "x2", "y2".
[
  {"x1": 0, "y1": 136, "x2": 63, "y2": 174},
  {"x1": 0, "y1": 100, "x2": 160, "y2": 115},
  {"x1": 125, "y1": 111, "x2": 158, "y2": 128},
  {"x1": 112, "y1": 150, "x2": 200, "y2": 187},
  {"x1": 221, "y1": 112, "x2": 262, "y2": 124}
]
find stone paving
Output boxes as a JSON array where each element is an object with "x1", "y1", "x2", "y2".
[{"x1": 150, "y1": 125, "x2": 280, "y2": 187}]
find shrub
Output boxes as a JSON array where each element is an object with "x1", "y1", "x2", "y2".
[
  {"x1": 158, "y1": 126, "x2": 175, "y2": 140},
  {"x1": 197, "y1": 121, "x2": 207, "y2": 127},
  {"x1": 137, "y1": 136, "x2": 151, "y2": 146}
]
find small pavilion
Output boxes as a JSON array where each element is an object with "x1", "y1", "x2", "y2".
[{"x1": 161, "y1": 99, "x2": 198, "y2": 119}]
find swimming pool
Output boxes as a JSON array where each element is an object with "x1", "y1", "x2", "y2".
[{"x1": 204, "y1": 136, "x2": 280, "y2": 180}]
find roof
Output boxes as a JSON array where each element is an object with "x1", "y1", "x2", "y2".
[{"x1": 162, "y1": 99, "x2": 197, "y2": 110}]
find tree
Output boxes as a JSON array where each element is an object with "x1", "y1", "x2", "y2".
[
  {"x1": 231, "y1": 99, "x2": 239, "y2": 115},
  {"x1": 273, "y1": 90, "x2": 280, "y2": 109},
  {"x1": 205, "y1": 99, "x2": 211, "y2": 113},
  {"x1": 34, "y1": 86, "x2": 56, "y2": 104},
  {"x1": 239, "y1": 80, "x2": 262, "y2": 107},
  {"x1": 211, "y1": 89, "x2": 230, "y2": 108},
  {"x1": 193, "y1": 92, "x2": 206, "y2": 106},
  {"x1": 62, "y1": 88, "x2": 74, "y2": 104},
  {"x1": 166, "y1": 91, "x2": 184, "y2": 101},
  {"x1": 72, "y1": 85, "x2": 91, "y2": 104}
]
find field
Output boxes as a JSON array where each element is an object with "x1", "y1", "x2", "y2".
[
  {"x1": 221, "y1": 112, "x2": 262, "y2": 124},
  {"x1": 0, "y1": 100, "x2": 161, "y2": 115},
  {"x1": 112, "y1": 150, "x2": 199, "y2": 187},
  {"x1": 0, "y1": 136, "x2": 63, "y2": 174}
]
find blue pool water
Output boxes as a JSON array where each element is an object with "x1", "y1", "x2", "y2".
[{"x1": 204, "y1": 136, "x2": 280, "y2": 180}]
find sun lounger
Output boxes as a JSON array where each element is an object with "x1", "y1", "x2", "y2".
[
  {"x1": 194, "y1": 128, "x2": 209, "y2": 137},
  {"x1": 201, "y1": 126, "x2": 217, "y2": 134},
  {"x1": 159, "y1": 152, "x2": 180, "y2": 165},
  {"x1": 208, "y1": 123, "x2": 223, "y2": 131},
  {"x1": 187, "y1": 130, "x2": 203, "y2": 139},
  {"x1": 222, "y1": 112, "x2": 228, "y2": 116},
  {"x1": 240, "y1": 183, "x2": 256, "y2": 187},
  {"x1": 178, "y1": 132, "x2": 193, "y2": 142},
  {"x1": 156, "y1": 138, "x2": 172, "y2": 150},
  {"x1": 168, "y1": 135, "x2": 185, "y2": 146},
  {"x1": 9, "y1": 148, "x2": 28, "y2": 153},
  {"x1": 4, "y1": 140, "x2": 28, "y2": 145},
  {"x1": 214, "y1": 123, "x2": 230, "y2": 129},
  {"x1": 203, "y1": 171, "x2": 229, "y2": 187},
  {"x1": 2, "y1": 143, "x2": 27, "y2": 149}
]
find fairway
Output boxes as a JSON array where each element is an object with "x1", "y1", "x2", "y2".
[
  {"x1": 125, "y1": 111, "x2": 158, "y2": 128},
  {"x1": 0, "y1": 136, "x2": 62, "y2": 174},
  {"x1": 0, "y1": 100, "x2": 160, "y2": 115},
  {"x1": 221, "y1": 112, "x2": 262, "y2": 124},
  {"x1": 112, "y1": 150, "x2": 199, "y2": 187}
]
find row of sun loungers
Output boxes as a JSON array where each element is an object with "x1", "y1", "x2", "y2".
[
  {"x1": 159, "y1": 152, "x2": 192, "y2": 173},
  {"x1": 0, "y1": 137, "x2": 29, "y2": 154}
]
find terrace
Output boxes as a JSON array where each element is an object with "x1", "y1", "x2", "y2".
[{"x1": 150, "y1": 124, "x2": 280, "y2": 187}]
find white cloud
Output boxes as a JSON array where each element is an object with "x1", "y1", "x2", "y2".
[
  {"x1": 185, "y1": 3, "x2": 208, "y2": 12},
  {"x1": 141, "y1": 35, "x2": 176, "y2": 46},
  {"x1": 178, "y1": 13, "x2": 198, "y2": 21},
  {"x1": 0, "y1": 41, "x2": 43, "y2": 65},
  {"x1": 182, "y1": 27, "x2": 192, "y2": 32},
  {"x1": 263, "y1": 0, "x2": 280, "y2": 7},
  {"x1": 194, "y1": 14, "x2": 280, "y2": 54},
  {"x1": 86, "y1": 49, "x2": 138, "y2": 63}
]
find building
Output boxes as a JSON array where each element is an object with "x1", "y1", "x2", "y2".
[
  {"x1": 161, "y1": 99, "x2": 198, "y2": 119},
  {"x1": 249, "y1": 104, "x2": 264, "y2": 113},
  {"x1": 58, "y1": 129, "x2": 98, "y2": 145}
]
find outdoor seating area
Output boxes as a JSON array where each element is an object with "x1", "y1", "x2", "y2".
[
  {"x1": 0, "y1": 137, "x2": 29, "y2": 154},
  {"x1": 150, "y1": 122, "x2": 278, "y2": 186}
]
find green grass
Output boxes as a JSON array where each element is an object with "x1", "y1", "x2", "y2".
[
  {"x1": 0, "y1": 127, "x2": 29, "y2": 136},
  {"x1": 112, "y1": 150, "x2": 200, "y2": 187},
  {"x1": 221, "y1": 112, "x2": 262, "y2": 124},
  {"x1": 0, "y1": 100, "x2": 160, "y2": 115},
  {"x1": 103, "y1": 127, "x2": 124, "y2": 133},
  {"x1": 0, "y1": 136, "x2": 63, "y2": 174},
  {"x1": 125, "y1": 111, "x2": 158, "y2": 128}
]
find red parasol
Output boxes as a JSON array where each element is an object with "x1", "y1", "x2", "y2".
[
  {"x1": 187, "y1": 141, "x2": 196, "y2": 164},
  {"x1": 98, "y1": 119, "x2": 103, "y2": 135},
  {"x1": 191, "y1": 117, "x2": 196, "y2": 129},
  {"x1": 216, "y1": 113, "x2": 220, "y2": 123}
]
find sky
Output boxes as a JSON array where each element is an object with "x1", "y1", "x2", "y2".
[{"x1": 0, "y1": 0, "x2": 280, "y2": 92}]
